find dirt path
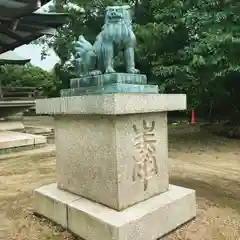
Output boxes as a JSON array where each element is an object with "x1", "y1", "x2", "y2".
[
  {"x1": 166, "y1": 125, "x2": 240, "y2": 240},
  {"x1": 0, "y1": 124, "x2": 239, "y2": 240}
]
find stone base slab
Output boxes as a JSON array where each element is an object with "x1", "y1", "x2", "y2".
[
  {"x1": 34, "y1": 184, "x2": 196, "y2": 240},
  {"x1": 34, "y1": 183, "x2": 80, "y2": 228}
]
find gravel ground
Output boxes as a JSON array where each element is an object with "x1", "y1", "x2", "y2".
[{"x1": 0, "y1": 118, "x2": 239, "y2": 240}]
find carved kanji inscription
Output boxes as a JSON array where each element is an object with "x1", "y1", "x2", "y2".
[{"x1": 132, "y1": 120, "x2": 158, "y2": 191}]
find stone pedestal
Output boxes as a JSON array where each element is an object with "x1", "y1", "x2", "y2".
[{"x1": 34, "y1": 93, "x2": 196, "y2": 240}]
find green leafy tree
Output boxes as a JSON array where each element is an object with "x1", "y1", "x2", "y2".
[
  {"x1": 182, "y1": 0, "x2": 240, "y2": 119},
  {"x1": 42, "y1": 0, "x2": 240, "y2": 122},
  {"x1": 0, "y1": 63, "x2": 58, "y2": 97}
]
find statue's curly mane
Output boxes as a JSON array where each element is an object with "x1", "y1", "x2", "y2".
[
  {"x1": 101, "y1": 6, "x2": 134, "y2": 45},
  {"x1": 101, "y1": 23, "x2": 130, "y2": 44}
]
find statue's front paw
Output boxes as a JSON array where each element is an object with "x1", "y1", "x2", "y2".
[
  {"x1": 105, "y1": 67, "x2": 116, "y2": 74},
  {"x1": 127, "y1": 67, "x2": 140, "y2": 74},
  {"x1": 90, "y1": 70, "x2": 102, "y2": 76}
]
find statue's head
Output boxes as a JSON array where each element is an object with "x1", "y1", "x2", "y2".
[{"x1": 105, "y1": 5, "x2": 132, "y2": 24}]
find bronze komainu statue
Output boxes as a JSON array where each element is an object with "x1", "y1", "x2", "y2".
[{"x1": 74, "y1": 5, "x2": 140, "y2": 75}]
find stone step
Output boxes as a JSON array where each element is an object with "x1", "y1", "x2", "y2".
[
  {"x1": 0, "y1": 121, "x2": 24, "y2": 131},
  {"x1": 23, "y1": 126, "x2": 55, "y2": 144},
  {"x1": 23, "y1": 125, "x2": 54, "y2": 135},
  {"x1": 0, "y1": 131, "x2": 47, "y2": 154},
  {"x1": 0, "y1": 144, "x2": 55, "y2": 161}
]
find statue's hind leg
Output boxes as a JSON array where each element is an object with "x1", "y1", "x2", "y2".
[
  {"x1": 125, "y1": 47, "x2": 140, "y2": 74},
  {"x1": 103, "y1": 43, "x2": 116, "y2": 73}
]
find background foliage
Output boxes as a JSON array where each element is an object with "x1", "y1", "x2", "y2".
[
  {"x1": 0, "y1": 64, "x2": 58, "y2": 97},
  {"x1": 2, "y1": 0, "x2": 240, "y2": 123}
]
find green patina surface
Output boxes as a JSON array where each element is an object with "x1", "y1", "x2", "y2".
[
  {"x1": 65, "y1": 5, "x2": 157, "y2": 96},
  {"x1": 64, "y1": 73, "x2": 158, "y2": 96},
  {"x1": 61, "y1": 83, "x2": 158, "y2": 96},
  {"x1": 73, "y1": 5, "x2": 139, "y2": 75},
  {"x1": 70, "y1": 73, "x2": 147, "y2": 88}
]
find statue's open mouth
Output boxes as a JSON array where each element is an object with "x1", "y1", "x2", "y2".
[{"x1": 108, "y1": 15, "x2": 123, "y2": 21}]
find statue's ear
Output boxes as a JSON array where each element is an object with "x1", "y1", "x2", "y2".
[{"x1": 122, "y1": 5, "x2": 131, "y2": 10}]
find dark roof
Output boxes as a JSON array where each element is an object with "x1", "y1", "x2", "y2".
[
  {"x1": 0, "y1": 0, "x2": 68, "y2": 54},
  {"x1": 0, "y1": 0, "x2": 52, "y2": 20},
  {"x1": 0, "y1": 51, "x2": 30, "y2": 64}
]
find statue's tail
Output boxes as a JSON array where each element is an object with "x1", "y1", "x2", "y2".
[{"x1": 74, "y1": 35, "x2": 95, "y2": 64}]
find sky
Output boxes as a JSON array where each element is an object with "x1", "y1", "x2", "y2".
[
  {"x1": 14, "y1": 1, "x2": 59, "y2": 71},
  {"x1": 13, "y1": 1, "x2": 83, "y2": 71},
  {"x1": 14, "y1": 44, "x2": 59, "y2": 71}
]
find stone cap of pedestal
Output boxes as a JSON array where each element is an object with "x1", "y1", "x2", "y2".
[{"x1": 36, "y1": 94, "x2": 186, "y2": 115}]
